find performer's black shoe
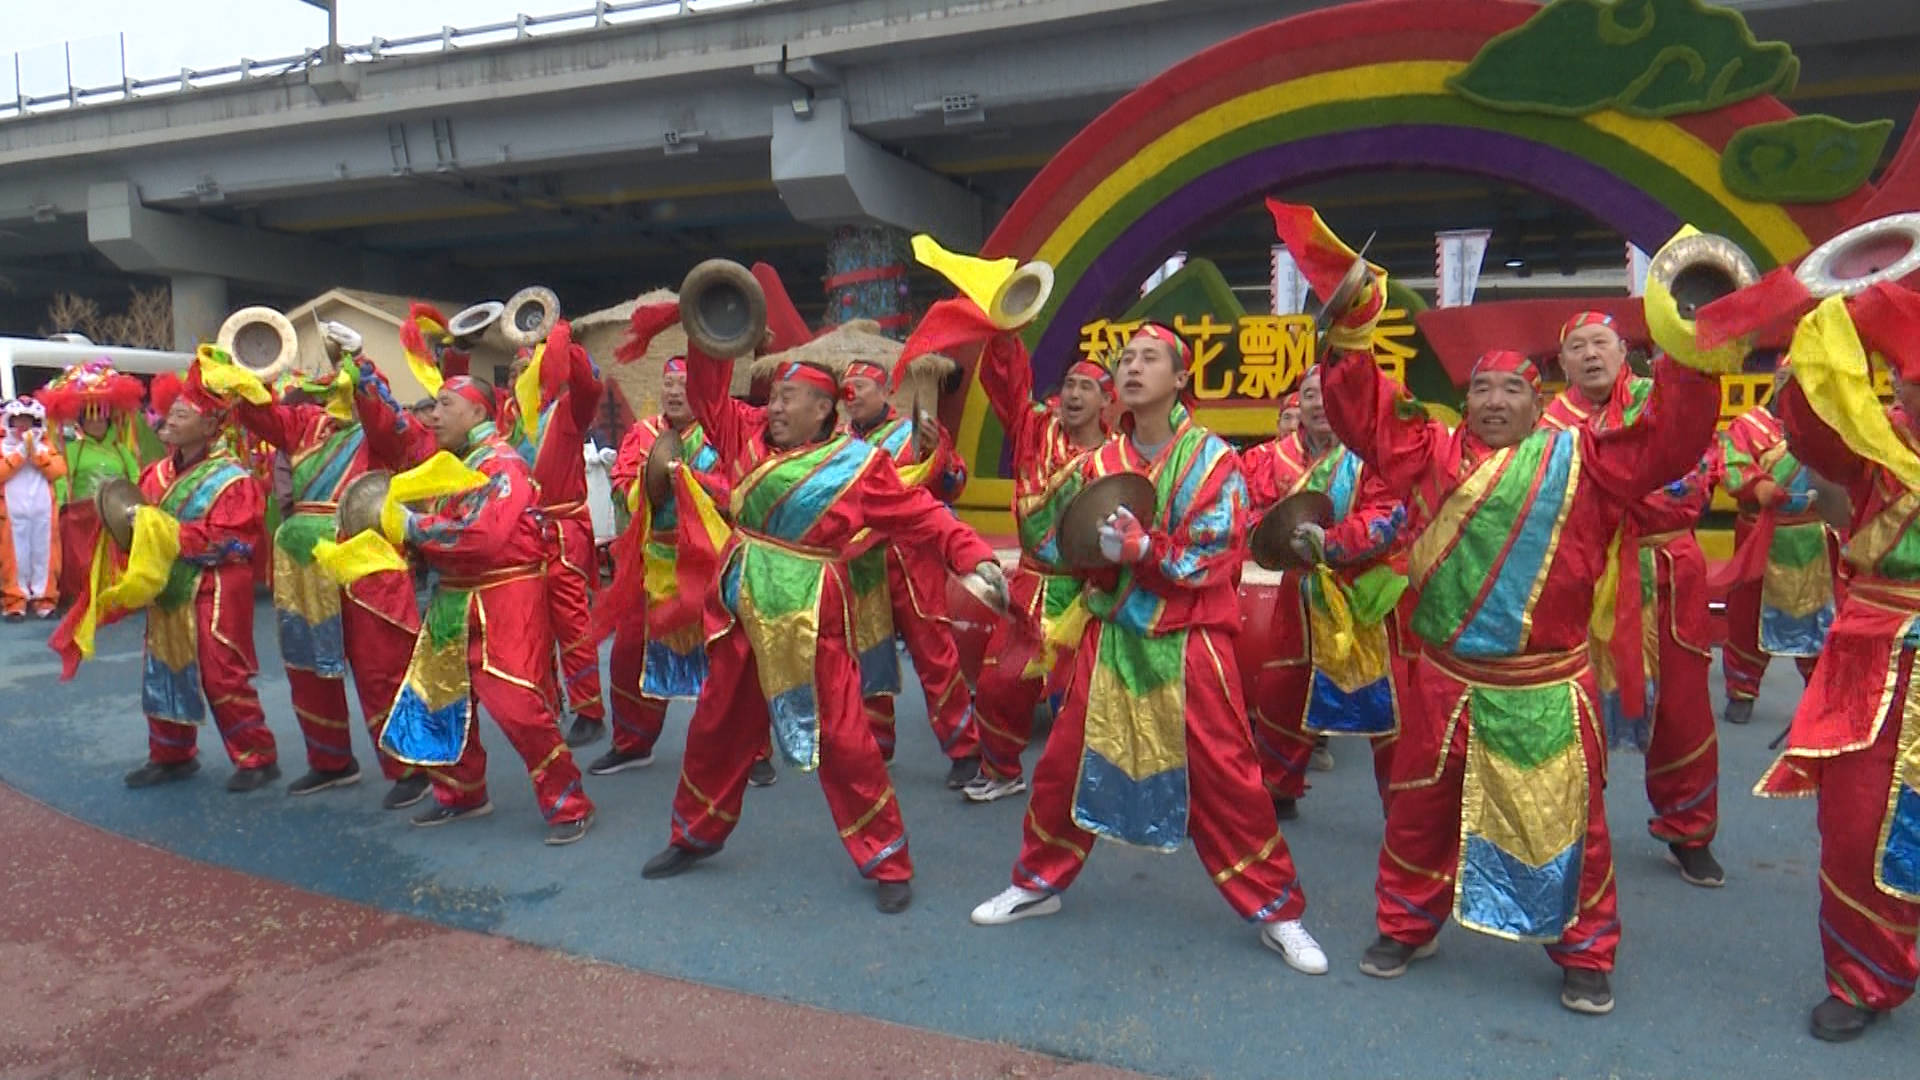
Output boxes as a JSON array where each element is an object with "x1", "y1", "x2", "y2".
[
  {"x1": 225, "y1": 763, "x2": 281, "y2": 793},
  {"x1": 1724, "y1": 698, "x2": 1755, "y2": 725},
  {"x1": 875, "y1": 880, "x2": 913, "y2": 914},
  {"x1": 287, "y1": 760, "x2": 363, "y2": 797},
  {"x1": 1358, "y1": 935, "x2": 1438, "y2": 979},
  {"x1": 748, "y1": 760, "x2": 778, "y2": 788},
  {"x1": 1559, "y1": 968, "x2": 1615, "y2": 1015},
  {"x1": 412, "y1": 800, "x2": 493, "y2": 827},
  {"x1": 382, "y1": 775, "x2": 432, "y2": 810},
  {"x1": 546, "y1": 812, "x2": 593, "y2": 846},
  {"x1": 642, "y1": 844, "x2": 718, "y2": 879},
  {"x1": 1810, "y1": 995, "x2": 1880, "y2": 1042},
  {"x1": 124, "y1": 758, "x2": 200, "y2": 788},
  {"x1": 3, "y1": 612, "x2": 23, "y2": 624},
  {"x1": 1667, "y1": 842, "x2": 1726, "y2": 888},
  {"x1": 1272, "y1": 797, "x2": 1299, "y2": 822},
  {"x1": 564, "y1": 715, "x2": 606, "y2": 748},
  {"x1": 945, "y1": 755, "x2": 982, "y2": 789},
  {"x1": 588, "y1": 747, "x2": 655, "y2": 776}
]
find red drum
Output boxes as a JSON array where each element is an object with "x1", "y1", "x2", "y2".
[{"x1": 1235, "y1": 562, "x2": 1306, "y2": 678}]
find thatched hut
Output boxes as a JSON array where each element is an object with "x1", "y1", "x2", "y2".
[
  {"x1": 750, "y1": 319, "x2": 956, "y2": 415},
  {"x1": 572, "y1": 288, "x2": 757, "y2": 422}
]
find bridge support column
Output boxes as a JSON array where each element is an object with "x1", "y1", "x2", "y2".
[
  {"x1": 169, "y1": 273, "x2": 229, "y2": 352},
  {"x1": 770, "y1": 99, "x2": 984, "y2": 253}
]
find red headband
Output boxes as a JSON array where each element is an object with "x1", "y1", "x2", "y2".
[
  {"x1": 1067, "y1": 359, "x2": 1115, "y2": 395},
  {"x1": 1281, "y1": 391, "x2": 1301, "y2": 411},
  {"x1": 443, "y1": 375, "x2": 497, "y2": 419},
  {"x1": 1559, "y1": 310, "x2": 1616, "y2": 343},
  {"x1": 777, "y1": 361, "x2": 839, "y2": 398},
  {"x1": 1129, "y1": 323, "x2": 1192, "y2": 365},
  {"x1": 1469, "y1": 350, "x2": 1542, "y2": 391},
  {"x1": 663, "y1": 356, "x2": 687, "y2": 376},
  {"x1": 844, "y1": 360, "x2": 888, "y2": 387}
]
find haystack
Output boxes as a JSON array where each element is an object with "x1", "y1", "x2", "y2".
[
  {"x1": 751, "y1": 319, "x2": 957, "y2": 412},
  {"x1": 573, "y1": 288, "x2": 754, "y2": 420}
]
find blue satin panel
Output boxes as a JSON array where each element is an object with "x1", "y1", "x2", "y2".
[
  {"x1": 641, "y1": 639, "x2": 707, "y2": 700},
  {"x1": 278, "y1": 610, "x2": 346, "y2": 678},
  {"x1": 767, "y1": 684, "x2": 819, "y2": 770},
  {"x1": 1454, "y1": 431, "x2": 1575, "y2": 658},
  {"x1": 762, "y1": 439, "x2": 871, "y2": 540},
  {"x1": 142, "y1": 655, "x2": 205, "y2": 725},
  {"x1": 381, "y1": 687, "x2": 471, "y2": 767},
  {"x1": 1305, "y1": 671, "x2": 1394, "y2": 735},
  {"x1": 1602, "y1": 681, "x2": 1656, "y2": 752},
  {"x1": 1458, "y1": 834, "x2": 1583, "y2": 942},
  {"x1": 1882, "y1": 784, "x2": 1920, "y2": 899},
  {"x1": 1070, "y1": 750, "x2": 1189, "y2": 852},
  {"x1": 1761, "y1": 604, "x2": 1833, "y2": 657},
  {"x1": 858, "y1": 639, "x2": 901, "y2": 697}
]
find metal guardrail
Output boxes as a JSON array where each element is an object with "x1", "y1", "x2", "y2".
[{"x1": 2, "y1": 0, "x2": 765, "y2": 120}]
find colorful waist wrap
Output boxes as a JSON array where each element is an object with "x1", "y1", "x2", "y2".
[
  {"x1": 1426, "y1": 647, "x2": 1597, "y2": 943},
  {"x1": 1303, "y1": 564, "x2": 1407, "y2": 737},
  {"x1": 380, "y1": 563, "x2": 542, "y2": 767},
  {"x1": 1070, "y1": 616, "x2": 1191, "y2": 852}
]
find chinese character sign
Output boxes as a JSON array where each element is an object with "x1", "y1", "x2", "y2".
[{"x1": 1075, "y1": 310, "x2": 1417, "y2": 401}]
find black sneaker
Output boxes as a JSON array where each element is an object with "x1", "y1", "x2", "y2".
[
  {"x1": 546, "y1": 812, "x2": 593, "y2": 846},
  {"x1": 748, "y1": 759, "x2": 777, "y2": 788},
  {"x1": 875, "y1": 880, "x2": 913, "y2": 914},
  {"x1": 1358, "y1": 935, "x2": 1438, "y2": 978},
  {"x1": 411, "y1": 800, "x2": 493, "y2": 827},
  {"x1": 1668, "y1": 843, "x2": 1726, "y2": 888},
  {"x1": 1272, "y1": 797, "x2": 1300, "y2": 822},
  {"x1": 124, "y1": 758, "x2": 200, "y2": 788},
  {"x1": 641, "y1": 844, "x2": 719, "y2": 879},
  {"x1": 945, "y1": 755, "x2": 982, "y2": 789},
  {"x1": 1810, "y1": 995, "x2": 1879, "y2": 1042},
  {"x1": 1725, "y1": 698, "x2": 1755, "y2": 725},
  {"x1": 225, "y1": 763, "x2": 281, "y2": 793},
  {"x1": 287, "y1": 760, "x2": 362, "y2": 797},
  {"x1": 382, "y1": 775, "x2": 432, "y2": 810},
  {"x1": 1560, "y1": 968, "x2": 1615, "y2": 1015},
  {"x1": 3, "y1": 612, "x2": 24, "y2": 624},
  {"x1": 588, "y1": 747, "x2": 655, "y2": 776},
  {"x1": 564, "y1": 715, "x2": 606, "y2": 748}
]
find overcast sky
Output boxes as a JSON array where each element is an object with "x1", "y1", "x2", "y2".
[{"x1": 8, "y1": 1, "x2": 750, "y2": 96}]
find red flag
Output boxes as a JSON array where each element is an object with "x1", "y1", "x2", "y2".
[
  {"x1": 615, "y1": 302, "x2": 683, "y2": 364},
  {"x1": 892, "y1": 296, "x2": 998, "y2": 390},
  {"x1": 1265, "y1": 198, "x2": 1370, "y2": 303},
  {"x1": 1847, "y1": 281, "x2": 1920, "y2": 381},
  {"x1": 1695, "y1": 266, "x2": 1815, "y2": 351}
]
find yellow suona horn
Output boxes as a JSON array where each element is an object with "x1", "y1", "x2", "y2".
[{"x1": 1644, "y1": 226, "x2": 1759, "y2": 374}]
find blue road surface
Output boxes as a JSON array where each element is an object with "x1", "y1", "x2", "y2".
[{"x1": 0, "y1": 601, "x2": 1904, "y2": 1079}]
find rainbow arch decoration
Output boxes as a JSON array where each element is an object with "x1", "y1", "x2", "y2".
[{"x1": 950, "y1": 0, "x2": 1881, "y2": 524}]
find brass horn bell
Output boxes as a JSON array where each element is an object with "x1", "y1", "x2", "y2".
[
  {"x1": 447, "y1": 301, "x2": 506, "y2": 348},
  {"x1": 216, "y1": 306, "x2": 298, "y2": 383},
  {"x1": 502, "y1": 286, "x2": 561, "y2": 348},
  {"x1": 1644, "y1": 228, "x2": 1759, "y2": 374},
  {"x1": 679, "y1": 259, "x2": 768, "y2": 359},
  {"x1": 987, "y1": 261, "x2": 1055, "y2": 330},
  {"x1": 1796, "y1": 212, "x2": 1920, "y2": 299}
]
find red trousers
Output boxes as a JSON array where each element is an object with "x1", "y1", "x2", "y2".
[
  {"x1": 974, "y1": 570, "x2": 1053, "y2": 782},
  {"x1": 57, "y1": 501, "x2": 100, "y2": 610},
  {"x1": 866, "y1": 546, "x2": 978, "y2": 763},
  {"x1": 426, "y1": 578, "x2": 593, "y2": 824},
  {"x1": 289, "y1": 570, "x2": 421, "y2": 781},
  {"x1": 146, "y1": 584, "x2": 277, "y2": 770},
  {"x1": 1643, "y1": 549, "x2": 1719, "y2": 849},
  {"x1": 606, "y1": 604, "x2": 669, "y2": 756},
  {"x1": 670, "y1": 587, "x2": 912, "y2": 882},
  {"x1": 1012, "y1": 624, "x2": 1307, "y2": 922},
  {"x1": 1814, "y1": 654, "x2": 1920, "y2": 1012},
  {"x1": 1375, "y1": 657, "x2": 1620, "y2": 971},
  {"x1": 542, "y1": 513, "x2": 604, "y2": 721}
]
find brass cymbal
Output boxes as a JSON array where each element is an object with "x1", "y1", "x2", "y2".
[
  {"x1": 644, "y1": 427, "x2": 683, "y2": 509},
  {"x1": 95, "y1": 477, "x2": 145, "y2": 552},
  {"x1": 336, "y1": 470, "x2": 393, "y2": 540},
  {"x1": 1057, "y1": 471, "x2": 1157, "y2": 570},
  {"x1": 1249, "y1": 490, "x2": 1335, "y2": 571}
]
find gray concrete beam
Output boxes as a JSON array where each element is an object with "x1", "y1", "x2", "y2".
[
  {"x1": 86, "y1": 181, "x2": 402, "y2": 294},
  {"x1": 771, "y1": 98, "x2": 983, "y2": 249}
]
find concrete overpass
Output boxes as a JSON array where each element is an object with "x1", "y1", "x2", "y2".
[{"x1": 2, "y1": 0, "x2": 1916, "y2": 346}]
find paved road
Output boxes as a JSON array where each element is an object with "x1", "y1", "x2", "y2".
[{"x1": 0, "y1": 603, "x2": 1904, "y2": 1078}]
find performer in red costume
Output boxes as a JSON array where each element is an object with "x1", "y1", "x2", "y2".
[
  {"x1": 840, "y1": 358, "x2": 982, "y2": 787},
  {"x1": 354, "y1": 363, "x2": 595, "y2": 844},
  {"x1": 1756, "y1": 284, "x2": 1920, "y2": 1042},
  {"x1": 594, "y1": 355, "x2": 722, "y2": 776},
  {"x1": 969, "y1": 324, "x2": 1328, "y2": 977},
  {"x1": 120, "y1": 364, "x2": 280, "y2": 792},
  {"x1": 1541, "y1": 311, "x2": 1724, "y2": 888},
  {"x1": 966, "y1": 334, "x2": 1111, "y2": 803},
  {"x1": 639, "y1": 347, "x2": 1001, "y2": 914},
  {"x1": 502, "y1": 322, "x2": 607, "y2": 748},
  {"x1": 222, "y1": 323, "x2": 427, "y2": 808}
]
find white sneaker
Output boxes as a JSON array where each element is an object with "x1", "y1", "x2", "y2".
[
  {"x1": 963, "y1": 775, "x2": 1028, "y2": 804},
  {"x1": 970, "y1": 885, "x2": 1061, "y2": 926},
  {"x1": 1261, "y1": 919, "x2": 1328, "y2": 974},
  {"x1": 1309, "y1": 744, "x2": 1336, "y2": 772}
]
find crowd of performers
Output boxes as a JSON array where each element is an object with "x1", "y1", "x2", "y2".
[{"x1": 20, "y1": 208, "x2": 1920, "y2": 1046}]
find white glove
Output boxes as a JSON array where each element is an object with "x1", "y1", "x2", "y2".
[
  {"x1": 1097, "y1": 505, "x2": 1150, "y2": 564},
  {"x1": 964, "y1": 559, "x2": 1010, "y2": 612},
  {"x1": 321, "y1": 321, "x2": 363, "y2": 353},
  {"x1": 1290, "y1": 522, "x2": 1326, "y2": 565},
  {"x1": 596, "y1": 447, "x2": 618, "y2": 467}
]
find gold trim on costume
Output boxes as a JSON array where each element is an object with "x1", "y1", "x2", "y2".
[{"x1": 839, "y1": 786, "x2": 897, "y2": 838}]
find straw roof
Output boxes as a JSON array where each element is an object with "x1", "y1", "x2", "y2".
[
  {"x1": 573, "y1": 288, "x2": 751, "y2": 421},
  {"x1": 750, "y1": 319, "x2": 957, "y2": 385}
]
